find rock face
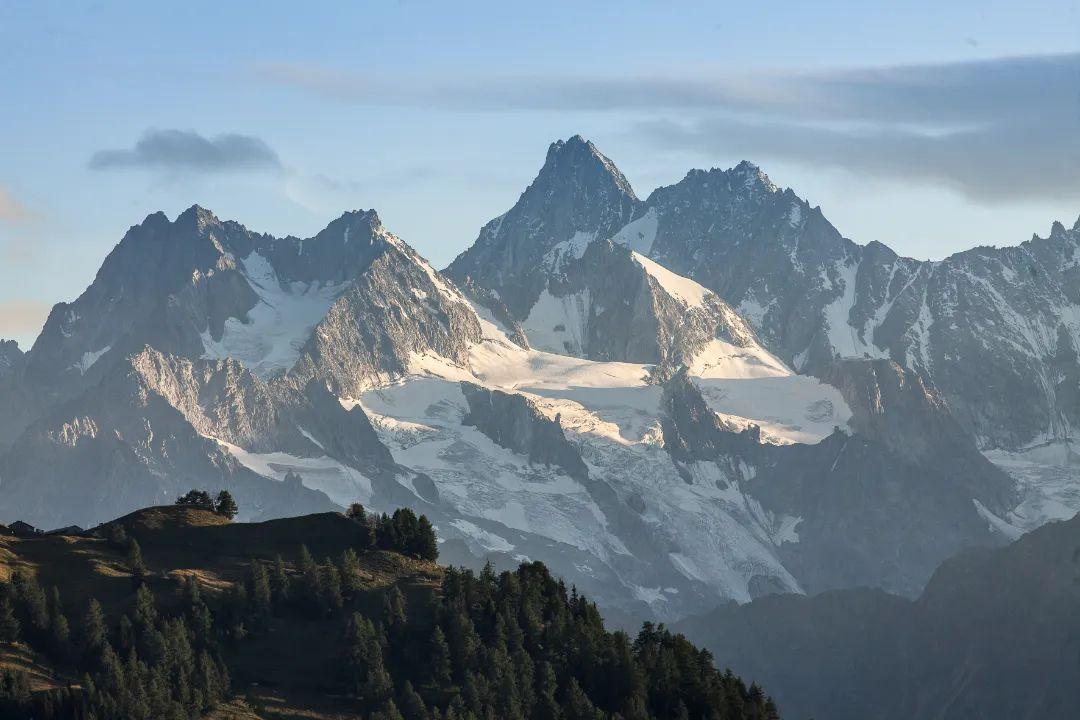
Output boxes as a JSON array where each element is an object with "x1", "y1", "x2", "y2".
[
  {"x1": 660, "y1": 372, "x2": 1005, "y2": 597},
  {"x1": 461, "y1": 382, "x2": 588, "y2": 478},
  {"x1": 451, "y1": 137, "x2": 1080, "y2": 451},
  {"x1": 284, "y1": 236, "x2": 483, "y2": 399},
  {"x1": 675, "y1": 511, "x2": 1080, "y2": 720},
  {"x1": 0, "y1": 340, "x2": 23, "y2": 380},
  {"x1": 637, "y1": 166, "x2": 1080, "y2": 450},
  {"x1": 446, "y1": 135, "x2": 639, "y2": 319},
  {"x1": 450, "y1": 142, "x2": 783, "y2": 383},
  {"x1": 0, "y1": 349, "x2": 339, "y2": 529}
]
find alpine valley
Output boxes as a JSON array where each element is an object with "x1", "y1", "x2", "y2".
[{"x1": 2, "y1": 135, "x2": 1078, "y2": 629}]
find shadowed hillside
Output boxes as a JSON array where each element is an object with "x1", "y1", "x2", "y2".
[{"x1": 0, "y1": 504, "x2": 780, "y2": 719}]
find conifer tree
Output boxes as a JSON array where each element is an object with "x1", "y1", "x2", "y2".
[
  {"x1": 214, "y1": 490, "x2": 239, "y2": 520},
  {"x1": 339, "y1": 548, "x2": 362, "y2": 596},
  {"x1": 428, "y1": 625, "x2": 453, "y2": 687},
  {"x1": 175, "y1": 489, "x2": 215, "y2": 511},
  {"x1": 249, "y1": 561, "x2": 272, "y2": 619},
  {"x1": 272, "y1": 554, "x2": 291, "y2": 604},
  {"x1": 399, "y1": 680, "x2": 429, "y2": 720},
  {"x1": 382, "y1": 585, "x2": 407, "y2": 636},
  {"x1": 321, "y1": 559, "x2": 344, "y2": 614},
  {"x1": 81, "y1": 598, "x2": 107, "y2": 657},
  {"x1": 128, "y1": 538, "x2": 148, "y2": 581}
]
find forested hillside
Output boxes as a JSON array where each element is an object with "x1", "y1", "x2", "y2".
[{"x1": 0, "y1": 503, "x2": 778, "y2": 719}]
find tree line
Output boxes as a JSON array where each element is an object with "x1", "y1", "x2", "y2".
[
  {"x1": 0, "y1": 502, "x2": 778, "y2": 719},
  {"x1": 227, "y1": 543, "x2": 780, "y2": 719}
]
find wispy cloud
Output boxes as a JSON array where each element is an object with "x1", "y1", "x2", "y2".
[
  {"x1": 258, "y1": 53, "x2": 1080, "y2": 202},
  {"x1": 89, "y1": 129, "x2": 283, "y2": 173},
  {"x1": 637, "y1": 114, "x2": 1080, "y2": 203},
  {"x1": 0, "y1": 186, "x2": 33, "y2": 224}
]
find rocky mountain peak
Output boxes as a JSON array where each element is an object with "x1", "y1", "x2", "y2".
[
  {"x1": 730, "y1": 160, "x2": 780, "y2": 194},
  {"x1": 0, "y1": 339, "x2": 23, "y2": 380},
  {"x1": 175, "y1": 203, "x2": 219, "y2": 231},
  {"x1": 540, "y1": 135, "x2": 637, "y2": 199},
  {"x1": 445, "y1": 136, "x2": 640, "y2": 319}
]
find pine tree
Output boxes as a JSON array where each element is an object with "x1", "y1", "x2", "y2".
[
  {"x1": 535, "y1": 661, "x2": 561, "y2": 720},
  {"x1": 428, "y1": 626, "x2": 453, "y2": 687},
  {"x1": 128, "y1": 538, "x2": 149, "y2": 581},
  {"x1": 339, "y1": 548, "x2": 362, "y2": 596},
  {"x1": 175, "y1": 489, "x2": 215, "y2": 511},
  {"x1": 118, "y1": 614, "x2": 135, "y2": 653},
  {"x1": 343, "y1": 613, "x2": 391, "y2": 702},
  {"x1": 399, "y1": 680, "x2": 429, "y2": 720},
  {"x1": 382, "y1": 585, "x2": 407, "y2": 636},
  {"x1": 214, "y1": 490, "x2": 239, "y2": 520},
  {"x1": 13, "y1": 571, "x2": 49, "y2": 632},
  {"x1": 414, "y1": 515, "x2": 439, "y2": 561},
  {"x1": 50, "y1": 607, "x2": 70, "y2": 648},
  {"x1": 321, "y1": 559, "x2": 344, "y2": 614},
  {"x1": 249, "y1": 561, "x2": 272, "y2": 619},
  {"x1": 133, "y1": 583, "x2": 157, "y2": 631},
  {"x1": 272, "y1": 555, "x2": 291, "y2": 604},
  {"x1": 82, "y1": 598, "x2": 107, "y2": 657},
  {"x1": 346, "y1": 502, "x2": 367, "y2": 523},
  {"x1": 562, "y1": 677, "x2": 601, "y2": 720}
]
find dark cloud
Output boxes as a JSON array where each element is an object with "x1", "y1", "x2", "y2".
[
  {"x1": 258, "y1": 53, "x2": 1080, "y2": 119},
  {"x1": 89, "y1": 129, "x2": 282, "y2": 173},
  {"x1": 259, "y1": 53, "x2": 1080, "y2": 202},
  {"x1": 637, "y1": 114, "x2": 1080, "y2": 203}
]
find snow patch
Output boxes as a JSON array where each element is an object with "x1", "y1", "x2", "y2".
[
  {"x1": 212, "y1": 437, "x2": 372, "y2": 506},
  {"x1": 632, "y1": 252, "x2": 710, "y2": 308},
  {"x1": 610, "y1": 208, "x2": 659, "y2": 254},
  {"x1": 72, "y1": 345, "x2": 111, "y2": 375},
  {"x1": 200, "y1": 252, "x2": 347, "y2": 377}
]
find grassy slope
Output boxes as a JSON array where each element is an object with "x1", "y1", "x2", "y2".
[{"x1": 0, "y1": 505, "x2": 442, "y2": 719}]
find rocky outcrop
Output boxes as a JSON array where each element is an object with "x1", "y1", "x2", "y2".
[
  {"x1": 0, "y1": 351, "x2": 338, "y2": 529},
  {"x1": 461, "y1": 382, "x2": 588, "y2": 478},
  {"x1": 0, "y1": 340, "x2": 23, "y2": 380},
  {"x1": 284, "y1": 238, "x2": 483, "y2": 398}
]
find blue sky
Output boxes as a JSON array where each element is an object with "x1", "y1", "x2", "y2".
[{"x1": 1, "y1": 0, "x2": 1079, "y2": 348}]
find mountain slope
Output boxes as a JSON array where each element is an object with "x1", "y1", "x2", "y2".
[
  {"x1": 634, "y1": 162, "x2": 1080, "y2": 452},
  {"x1": 0, "y1": 348, "x2": 341, "y2": 528},
  {"x1": 0, "y1": 504, "x2": 781, "y2": 720},
  {"x1": 446, "y1": 135, "x2": 639, "y2": 320},
  {"x1": 0, "y1": 175, "x2": 1033, "y2": 623},
  {"x1": 675, "y1": 511, "x2": 1080, "y2": 720}
]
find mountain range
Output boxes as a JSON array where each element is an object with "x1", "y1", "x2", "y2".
[
  {"x1": 1, "y1": 135, "x2": 1077, "y2": 625},
  {"x1": 675, "y1": 507, "x2": 1080, "y2": 719}
]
